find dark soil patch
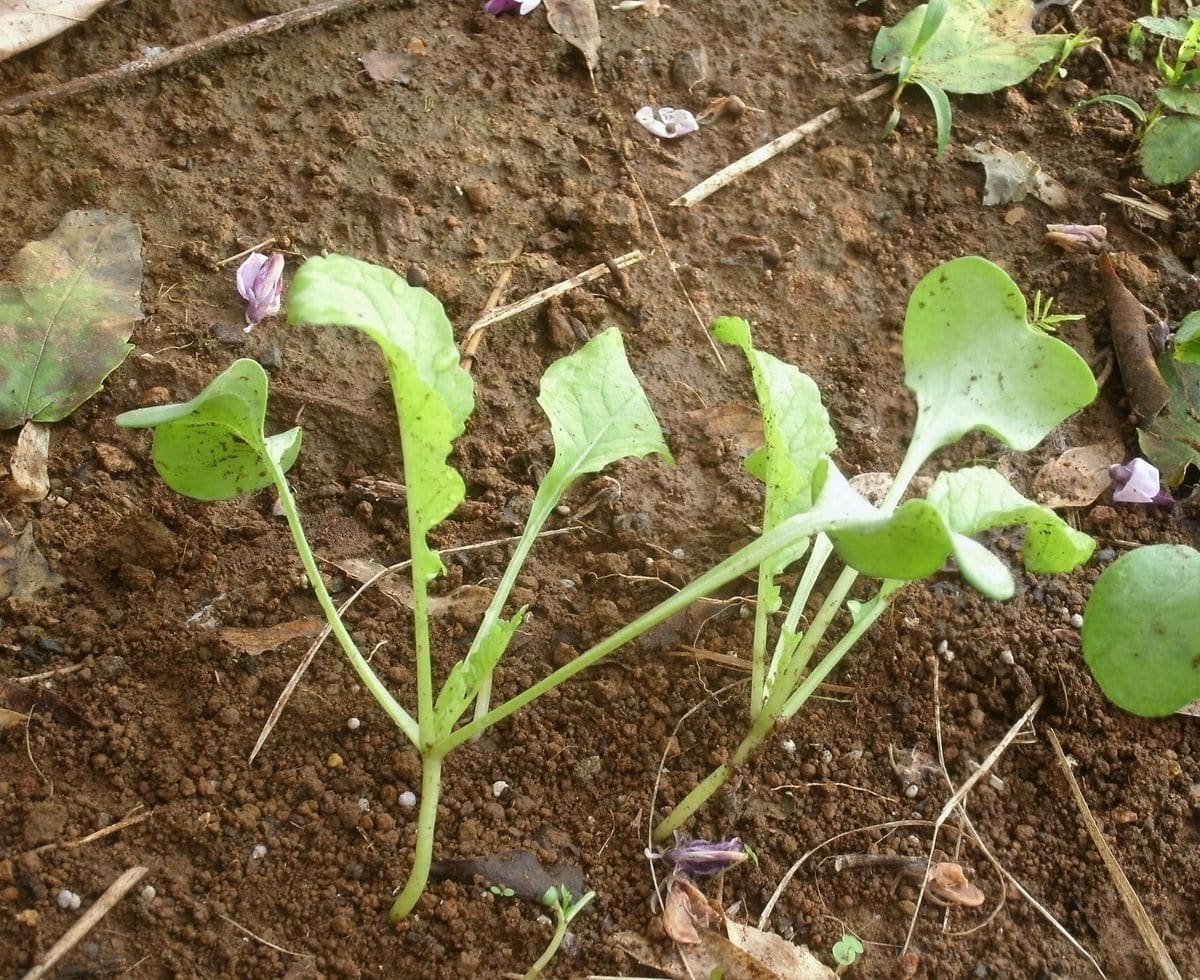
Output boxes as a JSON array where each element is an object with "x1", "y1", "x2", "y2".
[{"x1": 2, "y1": 1, "x2": 1198, "y2": 977}]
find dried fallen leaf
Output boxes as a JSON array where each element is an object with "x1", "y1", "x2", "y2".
[
  {"x1": 1033, "y1": 442, "x2": 1123, "y2": 508},
  {"x1": 0, "y1": 678, "x2": 88, "y2": 727},
  {"x1": 6, "y1": 420, "x2": 50, "y2": 502},
  {"x1": 663, "y1": 876, "x2": 716, "y2": 944},
  {"x1": 963, "y1": 141, "x2": 1068, "y2": 209},
  {"x1": 0, "y1": 0, "x2": 110, "y2": 62},
  {"x1": 219, "y1": 616, "x2": 325, "y2": 656},
  {"x1": 359, "y1": 50, "x2": 414, "y2": 85},
  {"x1": 336, "y1": 558, "x2": 493, "y2": 623},
  {"x1": 1100, "y1": 252, "x2": 1170, "y2": 426},
  {"x1": 926, "y1": 861, "x2": 986, "y2": 907},
  {"x1": 724, "y1": 920, "x2": 836, "y2": 979},
  {"x1": 0, "y1": 515, "x2": 63, "y2": 600},
  {"x1": 688, "y1": 403, "x2": 763, "y2": 456},
  {"x1": 0, "y1": 705, "x2": 28, "y2": 729},
  {"x1": 545, "y1": 0, "x2": 600, "y2": 72}
]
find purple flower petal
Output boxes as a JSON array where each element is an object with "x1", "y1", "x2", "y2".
[
  {"x1": 236, "y1": 252, "x2": 285, "y2": 329},
  {"x1": 1110, "y1": 457, "x2": 1173, "y2": 505},
  {"x1": 483, "y1": 0, "x2": 521, "y2": 13},
  {"x1": 663, "y1": 837, "x2": 748, "y2": 877}
]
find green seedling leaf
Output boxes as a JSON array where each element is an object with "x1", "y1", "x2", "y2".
[
  {"x1": 1173, "y1": 311, "x2": 1200, "y2": 364},
  {"x1": 539, "y1": 327, "x2": 672, "y2": 488},
  {"x1": 904, "y1": 257, "x2": 1096, "y2": 457},
  {"x1": 917, "y1": 79, "x2": 954, "y2": 156},
  {"x1": 286, "y1": 254, "x2": 474, "y2": 574},
  {"x1": 925, "y1": 467, "x2": 1095, "y2": 599},
  {"x1": 811, "y1": 464, "x2": 954, "y2": 580},
  {"x1": 1137, "y1": 352, "x2": 1200, "y2": 485},
  {"x1": 117, "y1": 358, "x2": 300, "y2": 500},
  {"x1": 1140, "y1": 115, "x2": 1200, "y2": 184},
  {"x1": 713, "y1": 316, "x2": 835, "y2": 532},
  {"x1": 0, "y1": 210, "x2": 142, "y2": 430},
  {"x1": 1138, "y1": 15, "x2": 1194, "y2": 41},
  {"x1": 435, "y1": 608, "x2": 525, "y2": 727},
  {"x1": 1155, "y1": 87, "x2": 1200, "y2": 116},
  {"x1": 872, "y1": 0, "x2": 1066, "y2": 95},
  {"x1": 1083, "y1": 545, "x2": 1200, "y2": 716},
  {"x1": 832, "y1": 933, "x2": 864, "y2": 968},
  {"x1": 1075, "y1": 93, "x2": 1148, "y2": 122}
]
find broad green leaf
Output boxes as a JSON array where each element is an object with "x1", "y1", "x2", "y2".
[
  {"x1": 117, "y1": 358, "x2": 301, "y2": 500},
  {"x1": 1138, "y1": 15, "x2": 1193, "y2": 41},
  {"x1": 810, "y1": 463, "x2": 955, "y2": 580},
  {"x1": 0, "y1": 210, "x2": 142, "y2": 429},
  {"x1": 925, "y1": 466, "x2": 1095, "y2": 598},
  {"x1": 903, "y1": 257, "x2": 1096, "y2": 457},
  {"x1": 916, "y1": 80, "x2": 954, "y2": 157},
  {"x1": 872, "y1": 0, "x2": 1065, "y2": 95},
  {"x1": 1137, "y1": 352, "x2": 1200, "y2": 485},
  {"x1": 1141, "y1": 115, "x2": 1200, "y2": 184},
  {"x1": 435, "y1": 609, "x2": 525, "y2": 727},
  {"x1": 713, "y1": 317, "x2": 836, "y2": 531},
  {"x1": 286, "y1": 254, "x2": 474, "y2": 576},
  {"x1": 539, "y1": 328, "x2": 672, "y2": 489},
  {"x1": 1155, "y1": 87, "x2": 1200, "y2": 116},
  {"x1": 1083, "y1": 545, "x2": 1200, "y2": 716},
  {"x1": 1173, "y1": 311, "x2": 1200, "y2": 364}
]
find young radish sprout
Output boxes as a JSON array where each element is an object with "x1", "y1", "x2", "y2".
[
  {"x1": 650, "y1": 256, "x2": 1098, "y2": 843},
  {"x1": 521, "y1": 884, "x2": 595, "y2": 980}
]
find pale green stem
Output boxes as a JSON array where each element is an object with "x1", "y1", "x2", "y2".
[
  {"x1": 437, "y1": 514, "x2": 821, "y2": 756},
  {"x1": 269, "y1": 466, "x2": 419, "y2": 746},
  {"x1": 766, "y1": 534, "x2": 833, "y2": 693},
  {"x1": 388, "y1": 750, "x2": 445, "y2": 921},
  {"x1": 522, "y1": 891, "x2": 595, "y2": 979},
  {"x1": 398, "y1": 422, "x2": 436, "y2": 748},
  {"x1": 749, "y1": 561, "x2": 774, "y2": 716},
  {"x1": 469, "y1": 488, "x2": 559, "y2": 734}
]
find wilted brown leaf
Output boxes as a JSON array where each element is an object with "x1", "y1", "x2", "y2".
[
  {"x1": 6, "y1": 419, "x2": 49, "y2": 502},
  {"x1": 545, "y1": 0, "x2": 600, "y2": 72},
  {"x1": 0, "y1": 0, "x2": 110, "y2": 62},
  {"x1": 0, "y1": 515, "x2": 63, "y2": 600},
  {"x1": 359, "y1": 50, "x2": 415, "y2": 85},
  {"x1": 724, "y1": 921, "x2": 836, "y2": 978},
  {"x1": 220, "y1": 616, "x2": 325, "y2": 656},
  {"x1": 688, "y1": 403, "x2": 763, "y2": 456},
  {"x1": 336, "y1": 558, "x2": 493, "y2": 623},
  {"x1": 1033, "y1": 442, "x2": 1122, "y2": 509},
  {"x1": 0, "y1": 210, "x2": 142, "y2": 429}
]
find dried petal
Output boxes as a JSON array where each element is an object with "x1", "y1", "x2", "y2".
[
  {"x1": 634, "y1": 105, "x2": 699, "y2": 139},
  {"x1": 663, "y1": 837, "x2": 748, "y2": 877},
  {"x1": 1045, "y1": 223, "x2": 1107, "y2": 254},
  {"x1": 926, "y1": 862, "x2": 986, "y2": 908},
  {"x1": 236, "y1": 252, "x2": 285, "y2": 329},
  {"x1": 663, "y1": 876, "x2": 716, "y2": 944},
  {"x1": 1110, "y1": 458, "x2": 1173, "y2": 505}
]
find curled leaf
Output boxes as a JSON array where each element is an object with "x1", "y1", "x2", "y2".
[{"x1": 545, "y1": 0, "x2": 600, "y2": 71}]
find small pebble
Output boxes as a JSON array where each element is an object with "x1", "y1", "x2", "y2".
[
  {"x1": 327, "y1": 753, "x2": 344, "y2": 768},
  {"x1": 492, "y1": 780, "x2": 509, "y2": 798},
  {"x1": 904, "y1": 784, "x2": 919, "y2": 799},
  {"x1": 357, "y1": 798, "x2": 371, "y2": 813},
  {"x1": 999, "y1": 649, "x2": 1015, "y2": 665},
  {"x1": 1070, "y1": 613, "x2": 1083, "y2": 628},
  {"x1": 56, "y1": 889, "x2": 81, "y2": 911},
  {"x1": 398, "y1": 791, "x2": 417, "y2": 808},
  {"x1": 140, "y1": 885, "x2": 157, "y2": 902},
  {"x1": 347, "y1": 717, "x2": 361, "y2": 731},
  {"x1": 780, "y1": 738, "x2": 796, "y2": 754},
  {"x1": 671, "y1": 548, "x2": 686, "y2": 559},
  {"x1": 251, "y1": 844, "x2": 268, "y2": 860}
]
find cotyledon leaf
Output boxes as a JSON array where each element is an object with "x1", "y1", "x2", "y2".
[
  {"x1": 117, "y1": 358, "x2": 301, "y2": 501},
  {"x1": 0, "y1": 210, "x2": 142, "y2": 429}
]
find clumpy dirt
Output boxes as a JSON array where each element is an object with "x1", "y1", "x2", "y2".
[{"x1": 1, "y1": 0, "x2": 1199, "y2": 976}]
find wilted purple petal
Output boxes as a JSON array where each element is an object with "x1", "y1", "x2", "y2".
[
  {"x1": 635, "y1": 105, "x2": 700, "y2": 139},
  {"x1": 663, "y1": 837, "x2": 748, "y2": 877},
  {"x1": 484, "y1": 0, "x2": 536, "y2": 14},
  {"x1": 236, "y1": 252, "x2": 285, "y2": 329},
  {"x1": 1110, "y1": 458, "x2": 1173, "y2": 505}
]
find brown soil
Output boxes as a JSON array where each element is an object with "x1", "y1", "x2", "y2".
[{"x1": 2, "y1": 1, "x2": 1198, "y2": 977}]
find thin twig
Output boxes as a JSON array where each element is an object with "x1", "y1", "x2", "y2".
[
  {"x1": 461, "y1": 250, "x2": 646, "y2": 341},
  {"x1": 13, "y1": 663, "x2": 87, "y2": 684},
  {"x1": 671, "y1": 82, "x2": 893, "y2": 208},
  {"x1": 24, "y1": 708, "x2": 51, "y2": 796},
  {"x1": 216, "y1": 239, "x2": 278, "y2": 268},
  {"x1": 26, "y1": 806, "x2": 151, "y2": 857},
  {"x1": 901, "y1": 693, "x2": 1044, "y2": 955},
  {"x1": 21, "y1": 866, "x2": 148, "y2": 980},
  {"x1": 1, "y1": 0, "x2": 382, "y2": 115},
  {"x1": 461, "y1": 245, "x2": 522, "y2": 371},
  {"x1": 1048, "y1": 729, "x2": 1181, "y2": 980},
  {"x1": 218, "y1": 912, "x2": 308, "y2": 958}
]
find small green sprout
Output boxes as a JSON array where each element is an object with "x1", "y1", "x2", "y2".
[
  {"x1": 1030, "y1": 290, "x2": 1085, "y2": 333},
  {"x1": 832, "y1": 933, "x2": 864, "y2": 971},
  {"x1": 489, "y1": 884, "x2": 516, "y2": 898},
  {"x1": 522, "y1": 884, "x2": 595, "y2": 980}
]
